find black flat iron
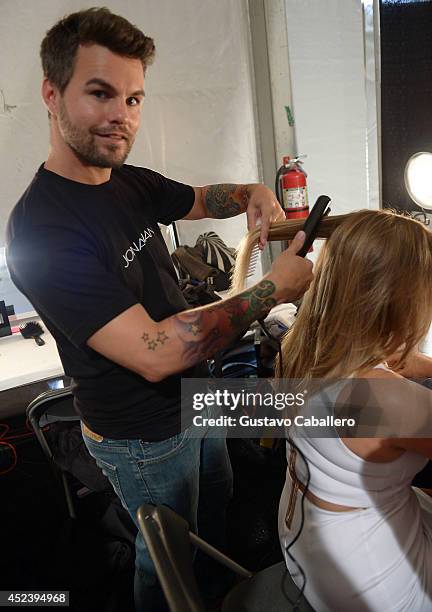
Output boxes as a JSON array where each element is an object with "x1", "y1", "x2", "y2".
[{"x1": 297, "y1": 195, "x2": 331, "y2": 257}]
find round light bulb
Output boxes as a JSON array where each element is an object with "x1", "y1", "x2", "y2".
[{"x1": 404, "y1": 152, "x2": 432, "y2": 210}]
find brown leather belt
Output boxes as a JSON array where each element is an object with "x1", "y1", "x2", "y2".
[
  {"x1": 285, "y1": 447, "x2": 302, "y2": 529},
  {"x1": 82, "y1": 422, "x2": 104, "y2": 442}
]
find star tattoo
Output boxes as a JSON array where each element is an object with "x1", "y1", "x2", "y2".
[
  {"x1": 188, "y1": 323, "x2": 201, "y2": 336},
  {"x1": 157, "y1": 331, "x2": 169, "y2": 344}
]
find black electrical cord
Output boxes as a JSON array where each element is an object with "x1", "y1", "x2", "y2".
[
  {"x1": 283, "y1": 436, "x2": 311, "y2": 611},
  {"x1": 258, "y1": 317, "x2": 310, "y2": 610},
  {"x1": 257, "y1": 319, "x2": 283, "y2": 373}
]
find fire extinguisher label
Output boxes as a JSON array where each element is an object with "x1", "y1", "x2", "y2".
[{"x1": 283, "y1": 187, "x2": 308, "y2": 209}]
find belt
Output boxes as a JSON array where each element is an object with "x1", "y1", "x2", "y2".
[
  {"x1": 82, "y1": 422, "x2": 104, "y2": 443},
  {"x1": 285, "y1": 446, "x2": 302, "y2": 529}
]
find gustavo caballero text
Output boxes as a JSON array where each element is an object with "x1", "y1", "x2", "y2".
[{"x1": 192, "y1": 415, "x2": 356, "y2": 427}]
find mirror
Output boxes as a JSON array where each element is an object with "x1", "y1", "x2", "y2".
[{"x1": 405, "y1": 152, "x2": 432, "y2": 210}]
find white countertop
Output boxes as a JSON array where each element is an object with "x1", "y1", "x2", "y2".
[{"x1": 0, "y1": 318, "x2": 64, "y2": 391}]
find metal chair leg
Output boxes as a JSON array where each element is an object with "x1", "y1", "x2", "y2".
[{"x1": 61, "y1": 471, "x2": 76, "y2": 520}]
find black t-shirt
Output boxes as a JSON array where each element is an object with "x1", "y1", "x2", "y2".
[{"x1": 6, "y1": 164, "x2": 205, "y2": 441}]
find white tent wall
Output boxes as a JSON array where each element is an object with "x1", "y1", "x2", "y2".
[
  {"x1": 283, "y1": 0, "x2": 373, "y2": 216},
  {"x1": 134, "y1": 0, "x2": 260, "y2": 249}
]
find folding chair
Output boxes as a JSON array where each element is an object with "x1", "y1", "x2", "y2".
[
  {"x1": 26, "y1": 386, "x2": 90, "y2": 519},
  {"x1": 137, "y1": 503, "x2": 315, "y2": 612}
]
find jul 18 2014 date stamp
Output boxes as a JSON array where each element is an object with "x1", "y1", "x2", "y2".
[{"x1": 0, "y1": 592, "x2": 69, "y2": 607}]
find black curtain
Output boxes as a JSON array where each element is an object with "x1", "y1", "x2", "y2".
[{"x1": 380, "y1": 0, "x2": 432, "y2": 211}]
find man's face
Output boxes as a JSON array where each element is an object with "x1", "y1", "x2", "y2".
[{"x1": 55, "y1": 45, "x2": 145, "y2": 169}]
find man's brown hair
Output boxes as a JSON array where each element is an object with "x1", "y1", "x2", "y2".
[{"x1": 40, "y1": 7, "x2": 155, "y2": 93}]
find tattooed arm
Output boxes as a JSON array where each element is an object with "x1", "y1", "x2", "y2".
[
  {"x1": 186, "y1": 184, "x2": 252, "y2": 219},
  {"x1": 87, "y1": 232, "x2": 313, "y2": 382},
  {"x1": 157, "y1": 279, "x2": 277, "y2": 374},
  {"x1": 185, "y1": 183, "x2": 285, "y2": 249},
  {"x1": 87, "y1": 280, "x2": 277, "y2": 382}
]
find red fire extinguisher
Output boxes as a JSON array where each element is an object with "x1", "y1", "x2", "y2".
[{"x1": 275, "y1": 155, "x2": 309, "y2": 220}]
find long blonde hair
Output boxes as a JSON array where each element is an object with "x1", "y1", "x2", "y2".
[
  {"x1": 230, "y1": 215, "x2": 347, "y2": 294},
  {"x1": 232, "y1": 209, "x2": 432, "y2": 380}
]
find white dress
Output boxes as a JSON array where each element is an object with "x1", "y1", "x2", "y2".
[{"x1": 278, "y1": 376, "x2": 432, "y2": 612}]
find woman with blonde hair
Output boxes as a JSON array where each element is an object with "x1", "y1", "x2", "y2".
[{"x1": 233, "y1": 209, "x2": 432, "y2": 611}]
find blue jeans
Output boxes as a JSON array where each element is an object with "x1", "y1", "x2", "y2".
[{"x1": 81, "y1": 413, "x2": 233, "y2": 612}]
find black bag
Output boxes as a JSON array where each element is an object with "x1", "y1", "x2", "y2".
[
  {"x1": 172, "y1": 232, "x2": 235, "y2": 291},
  {"x1": 180, "y1": 280, "x2": 222, "y2": 307},
  {"x1": 195, "y1": 231, "x2": 236, "y2": 273},
  {"x1": 47, "y1": 421, "x2": 111, "y2": 492}
]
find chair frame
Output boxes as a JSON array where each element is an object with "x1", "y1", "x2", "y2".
[
  {"x1": 137, "y1": 503, "x2": 255, "y2": 612},
  {"x1": 137, "y1": 503, "x2": 316, "y2": 612},
  {"x1": 26, "y1": 386, "x2": 80, "y2": 519}
]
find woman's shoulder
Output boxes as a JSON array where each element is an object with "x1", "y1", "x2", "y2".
[
  {"x1": 359, "y1": 363, "x2": 402, "y2": 380},
  {"x1": 341, "y1": 364, "x2": 432, "y2": 461},
  {"x1": 340, "y1": 365, "x2": 431, "y2": 436}
]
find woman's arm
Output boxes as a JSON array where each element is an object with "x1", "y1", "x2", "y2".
[
  {"x1": 340, "y1": 367, "x2": 432, "y2": 461},
  {"x1": 389, "y1": 438, "x2": 432, "y2": 460},
  {"x1": 387, "y1": 349, "x2": 432, "y2": 379}
]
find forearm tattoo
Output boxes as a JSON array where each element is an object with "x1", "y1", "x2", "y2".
[
  {"x1": 173, "y1": 280, "x2": 276, "y2": 365},
  {"x1": 141, "y1": 330, "x2": 169, "y2": 351},
  {"x1": 205, "y1": 184, "x2": 250, "y2": 218}
]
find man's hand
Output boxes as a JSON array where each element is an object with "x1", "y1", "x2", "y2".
[
  {"x1": 187, "y1": 183, "x2": 285, "y2": 249},
  {"x1": 247, "y1": 184, "x2": 286, "y2": 250},
  {"x1": 266, "y1": 231, "x2": 314, "y2": 304}
]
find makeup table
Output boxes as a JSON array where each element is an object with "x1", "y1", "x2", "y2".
[{"x1": 0, "y1": 315, "x2": 65, "y2": 418}]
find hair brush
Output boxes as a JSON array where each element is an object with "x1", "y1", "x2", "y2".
[{"x1": 19, "y1": 321, "x2": 45, "y2": 346}]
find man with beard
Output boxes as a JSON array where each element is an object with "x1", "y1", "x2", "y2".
[{"x1": 6, "y1": 8, "x2": 313, "y2": 611}]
